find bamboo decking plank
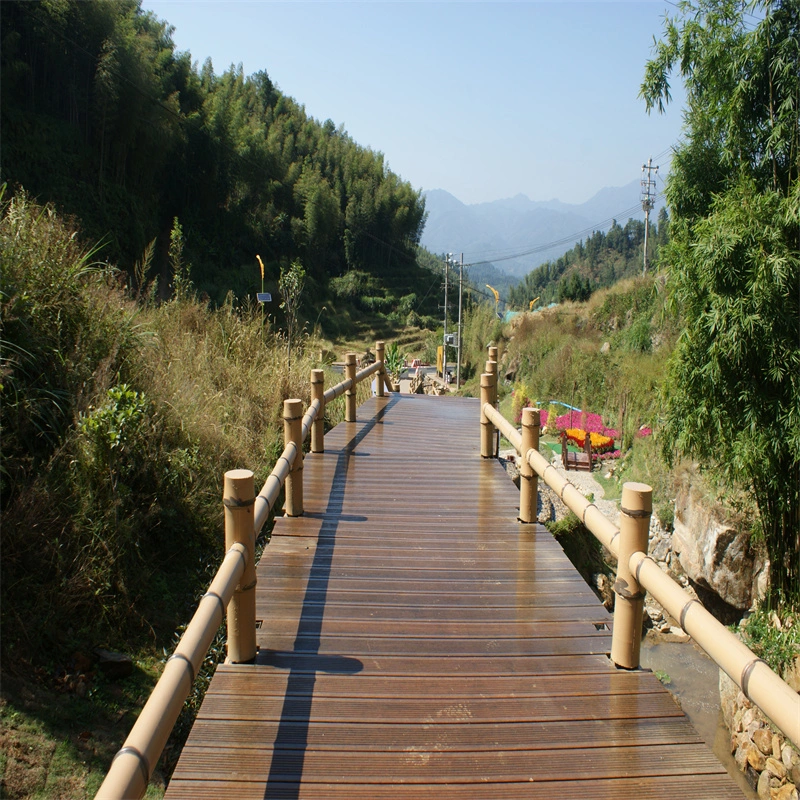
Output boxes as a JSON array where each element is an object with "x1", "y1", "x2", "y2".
[{"x1": 165, "y1": 394, "x2": 744, "y2": 799}]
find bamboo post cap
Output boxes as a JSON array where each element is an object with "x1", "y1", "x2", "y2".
[
  {"x1": 225, "y1": 468, "x2": 255, "y2": 481},
  {"x1": 345, "y1": 353, "x2": 357, "y2": 365},
  {"x1": 224, "y1": 469, "x2": 255, "y2": 499},
  {"x1": 521, "y1": 408, "x2": 540, "y2": 425},
  {"x1": 283, "y1": 398, "x2": 303, "y2": 416},
  {"x1": 311, "y1": 369, "x2": 324, "y2": 383},
  {"x1": 621, "y1": 482, "x2": 653, "y2": 514}
]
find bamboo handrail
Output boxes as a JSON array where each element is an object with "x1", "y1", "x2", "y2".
[
  {"x1": 96, "y1": 543, "x2": 248, "y2": 799},
  {"x1": 482, "y1": 399, "x2": 800, "y2": 750},
  {"x1": 483, "y1": 402, "x2": 619, "y2": 552},
  {"x1": 301, "y1": 397, "x2": 321, "y2": 443},
  {"x1": 632, "y1": 552, "x2": 800, "y2": 748},
  {"x1": 323, "y1": 377, "x2": 353, "y2": 404},
  {"x1": 355, "y1": 359, "x2": 382, "y2": 383},
  {"x1": 98, "y1": 345, "x2": 387, "y2": 799},
  {"x1": 253, "y1": 440, "x2": 298, "y2": 534}
]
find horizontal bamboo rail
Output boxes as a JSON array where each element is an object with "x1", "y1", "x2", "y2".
[
  {"x1": 480, "y1": 392, "x2": 800, "y2": 750},
  {"x1": 96, "y1": 543, "x2": 248, "y2": 798},
  {"x1": 98, "y1": 343, "x2": 387, "y2": 800}
]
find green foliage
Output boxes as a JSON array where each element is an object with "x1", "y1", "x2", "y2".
[
  {"x1": 279, "y1": 259, "x2": 306, "y2": 367},
  {"x1": 546, "y1": 512, "x2": 611, "y2": 582},
  {"x1": 78, "y1": 384, "x2": 150, "y2": 471},
  {"x1": 1, "y1": 1, "x2": 429, "y2": 310},
  {"x1": 509, "y1": 217, "x2": 668, "y2": 308},
  {"x1": 0, "y1": 195, "x2": 323, "y2": 664},
  {"x1": 169, "y1": 217, "x2": 192, "y2": 302},
  {"x1": 739, "y1": 608, "x2": 799, "y2": 676},
  {"x1": 643, "y1": 0, "x2": 800, "y2": 604},
  {"x1": 384, "y1": 341, "x2": 406, "y2": 381}
]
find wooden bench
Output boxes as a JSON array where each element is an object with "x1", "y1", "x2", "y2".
[{"x1": 561, "y1": 429, "x2": 593, "y2": 471}]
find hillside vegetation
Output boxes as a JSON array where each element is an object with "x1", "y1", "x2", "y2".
[
  {"x1": 457, "y1": 275, "x2": 681, "y2": 522},
  {"x1": 1, "y1": 0, "x2": 439, "y2": 330},
  {"x1": 508, "y1": 212, "x2": 668, "y2": 308}
]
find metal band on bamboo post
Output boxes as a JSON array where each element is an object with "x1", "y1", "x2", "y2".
[
  {"x1": 224, "y1": 469, "x2": 256, "y2": 664},
  {"x1": 283, "y1": 399, "x2": 304, "y2": 516},
  {"x1": 519, "y1": 408, "x2": 540, "y2": 523},
  {"x1": 375, "y1": 340, "x2": 385, "y2": 398},
  {"x1": 311, "y1": 369, "x2": 325, "y2": 453},
  {"x1": 611, "y1": 482, "x2": 652, "y2": 669},
  {"x1": 345, "y1": 352, "x2": 357, "y2": 422},
  {"x1": 480, "y1": 372, "x2": 494, "y2": 458}
]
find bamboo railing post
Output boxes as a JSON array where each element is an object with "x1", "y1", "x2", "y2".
[
  {"x1": 485, "y1": 359, "x2": 497, "y2": 406},
  {"x1": 224, "y1": 469, "x2": 256, "y2": 664},
  {"x1": 345, "y1": 352, "x2": 357, "y2": 422},
  {"x1": 283, "y1": 399, "x2": 304, "y2": 516},
  {"x1": 375, "y1": 340, "x2": 385, "y2": 398},
  {"x1": 611, "y1": 482, "x2": 652, "y2": 669},
  {"x1": 486, "y1": 352, "x2": 499, "y2": 456},
  {"x1": 480, "y1": 371, "x2": 495, "y2": 458},
  {"x1": 311, "y1": 369, "x2": 325, "y2": 453},
  {"x1": 519, "y1": 408, "x2": 540, "y2": 523}
]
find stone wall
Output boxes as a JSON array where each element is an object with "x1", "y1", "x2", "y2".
[
  {"x1": 672, "y1": 467, "x2": 765, "y2": 610},
  {"x1": 720, "y1": 670, "x2": 800, "y2": 799}
]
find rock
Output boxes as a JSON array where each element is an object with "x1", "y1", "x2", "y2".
[
  {"x1": 758, "y1": 770, "x2": 773, "y2": 800},
  {"x1": 773, "y1": 735, "x2": 784, "y2": 760},
  {"x1": 783, "y1": 656, "x2": 800, "y2": 693},
  {"x1": 672, "y1": 472, "x2": 756, "y2": 609},
  {"x1": 767, "y1": 757, "x2": 788, "y2": 780},
  {"x1": 719, "y1": 669, "x2": 739, "y2": 731},
  {"x1": 735, "y1": 744, "x2": 750, "y2": 772},
  {"x1": 772, "y1": 785, "x2": 799, "y2": 800},
  {"x1": 793, "y1": 765, "x2": 800, "y2": 787},
  {"x1": 782, "y1": 745, "x2": 797, "y2": 771},
  {"x1": 748, "y1": 744, "x2": 768, "y2": 772},
  {"x1": 742, "y1": 707, "x2": 760, "y2": 730},
  {"x1": 600, "y1": 341, "x2": 611, "y2": 354},
  {"x1": 650, "y1": 536, "x2": 671, "y2": 563},
  {"x1": 755, "y1": 728, "x2": 776, "y2": 755},
  {"x1": 94, "y1": 648, "x2": 133, "y2": 679}
]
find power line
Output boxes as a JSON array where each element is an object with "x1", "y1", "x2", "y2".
[{"x1": 461, "y1": 198, "x2": 658, "y2": 268}]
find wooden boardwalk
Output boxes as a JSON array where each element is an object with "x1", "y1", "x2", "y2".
[{"x1": 165, "y1": 394, "x2": 744, "y2": 799}]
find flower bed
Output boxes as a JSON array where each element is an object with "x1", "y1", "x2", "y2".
[
  {"x1": 547, "y1": 410, "x2": 618, "y2": 439},
  {"x1": 564, "y1": 427, "x2": 616, "y2": 454}
]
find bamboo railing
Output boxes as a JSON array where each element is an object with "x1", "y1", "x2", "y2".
[
  {"x1": 479, "y1": 360, "x2": 800, "y2": 751},
  {"x1": 96, "y1": 343, "x2": 389, "y2": 800}
]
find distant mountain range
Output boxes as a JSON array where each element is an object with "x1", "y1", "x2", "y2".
[{"x1": 421, "y1": 180, "x2": 665, "y2": 279}]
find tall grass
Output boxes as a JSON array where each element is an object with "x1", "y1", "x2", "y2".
[{"x1": 0, "y1": 192, "x2": 346, "y2": 665}]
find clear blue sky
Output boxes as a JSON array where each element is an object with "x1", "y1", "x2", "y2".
[{"x1": 142, "y1": 0, "x2": 686, "y2": 205}]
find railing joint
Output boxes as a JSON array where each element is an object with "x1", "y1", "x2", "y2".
[
  {"x1": 167, "y1": 652, "x2": 197, "y2": 683},
  {"x1": 111, "y1": 745, "x2": 151, "y2": 786}
]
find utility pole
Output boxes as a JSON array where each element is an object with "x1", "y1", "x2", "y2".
[
  {"x1": 456, "y1": 253, "x2": 463, "y2": 390},
  {"x1": 641, "y1": 157, "x2": 658, "y2": 275},
  {"x1": 443, "y1": 254, "x2": 449, "y2": 382}
]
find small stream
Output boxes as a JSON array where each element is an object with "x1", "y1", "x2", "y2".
[{"x1": 641, "y1": 635, "x2": 757, "y2": 799}]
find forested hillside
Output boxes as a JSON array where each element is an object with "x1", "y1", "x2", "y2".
[
  {"x1": 1, "y1": 0, "x2": 433, "y2": 317},
  {"x1": 509, "y1": 212, "x2": 668, "y2": 307}
]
